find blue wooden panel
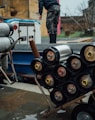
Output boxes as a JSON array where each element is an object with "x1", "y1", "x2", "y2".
[
  {"x1": 11, "y1": 51, "x2": 34, "y2": 65},
  {"x1": 8, "y1": 51, "x2": 42, "y2": 75}
]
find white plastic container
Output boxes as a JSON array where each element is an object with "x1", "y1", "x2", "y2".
[{"x1": 5, "y1": 18, "x2": 41, "y2": 44}]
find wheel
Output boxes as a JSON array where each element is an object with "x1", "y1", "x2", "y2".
[
  {"x1": 71, "y1": 104, "x2": 95, "y2": 120},
  {"x1": 88, "y1": 93, "x2": 95, "y2": 105}
]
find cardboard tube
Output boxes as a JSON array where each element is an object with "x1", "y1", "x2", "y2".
[{"x1": 29, "y1": 36, "x2": 40, "y2": 58}]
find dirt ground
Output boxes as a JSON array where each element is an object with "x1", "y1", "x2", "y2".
[{"x1": 0, "y1": 86, "x2": 72, "y2": 120}]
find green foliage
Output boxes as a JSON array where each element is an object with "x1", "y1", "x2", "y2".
[
  {"x1": 42, "y1": 31, "x2": 95, "y2": 38},
  {"x1": 57, "y1": 31, "x2": 84, "y2": 38}
]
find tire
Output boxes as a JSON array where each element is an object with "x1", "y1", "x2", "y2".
[
  {"x1": 88, "y1": 93, "x2": 95, "y2": 105},
  {"x1": 71, "y1": 104, "x2": 95, "y2": 120}
]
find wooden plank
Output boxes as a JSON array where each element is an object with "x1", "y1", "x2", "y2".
[
  {"x1": 43, "y1": 91, "x2": 94, "y2": 117},
  {"x1": 57, "y1": 37, "x2": 93, "y2": 44}
]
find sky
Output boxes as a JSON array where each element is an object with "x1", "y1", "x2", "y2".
[{"x1": 60, "y1": 0, "x2": 89, "y2": 16}]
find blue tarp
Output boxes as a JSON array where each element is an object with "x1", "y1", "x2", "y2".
[{"x1": 4, "y1": 18, "x2": 40, "y2": 24}]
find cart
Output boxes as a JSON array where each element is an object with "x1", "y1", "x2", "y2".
[
  {"x1": 30, "y1": 37, "x2": 95, "y2": 120},
  {"x1": 34, "y1": 75, "x2": 95, "y2": 120}
]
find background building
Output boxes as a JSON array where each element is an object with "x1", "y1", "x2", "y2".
[
  {"x1": 0, "y1": 0, "x2": 48, "y2": 36},
  {"x1": 87, "y1": 0, "x2": 95, "y2": 27},
  {"x1": 0, "y1": 0, "x2": 94, "y2": 36}
]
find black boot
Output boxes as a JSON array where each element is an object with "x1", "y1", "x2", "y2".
[
  {"x1": 0, "y1": 85, "x2": 4, "y2": 89},
  {"x1": 49, "y1": 34, "x2": 56, "y2": 43}
]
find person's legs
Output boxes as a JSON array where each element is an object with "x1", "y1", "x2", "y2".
[
  {"x1": 49, "y1": 34, "x2": 56, "y2": 43},
  {"x1": 0, "y1": 55, "x2": 4, "y2": 89},
  {"x1": 46, "y1": 5, "x2": 60, "y2": 43},
  {"x1": 0, "y1": 54, "x2": 8, "y2": 87},
  {"x1": 1, "y1": 54, "x2": 8, "y2": 72},
  {"x1": 0, "y1": 85, "x2": 4, "y2": 89}
]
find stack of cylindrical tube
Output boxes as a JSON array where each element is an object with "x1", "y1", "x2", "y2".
[
  {"x1": 0, "y1": 23, "x2": 15, "y2": 52},
  {"x1": 31, "y1": 44, "x2": 95, "y2": 106}
]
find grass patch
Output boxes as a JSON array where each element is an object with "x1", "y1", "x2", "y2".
[
  {"x1": 42, "y1": 31, "x2": 94, "y2": 38},
  {"x1": 58, "y1": 31, "x2": 84, "y2": 38}
]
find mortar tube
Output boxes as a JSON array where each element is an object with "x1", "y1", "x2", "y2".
[
  {"x1": 66, "y1": 54, "x2": 84, "y2": 73},
  {"x1": 80, "y1": 44, "x2": 95, "y2": 66}
]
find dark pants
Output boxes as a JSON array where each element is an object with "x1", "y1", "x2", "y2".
[
  {"x1": 46, "y1": 5, "x2": 60, "y2": 43},
  {"x1": 0, "y1": 54, "x2": 8, "y2": 71},
  {"x1": 46, "y1": 5, "x2": 60, "y2": 34}
]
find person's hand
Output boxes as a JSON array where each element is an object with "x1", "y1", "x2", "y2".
[{"x1": 39, "y1": 15, "x2": 42, "y2": 20}]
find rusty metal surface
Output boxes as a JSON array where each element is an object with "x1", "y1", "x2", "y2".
[{"x1": 0, "y1": 86, "x2": 72, "y2": 120}]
